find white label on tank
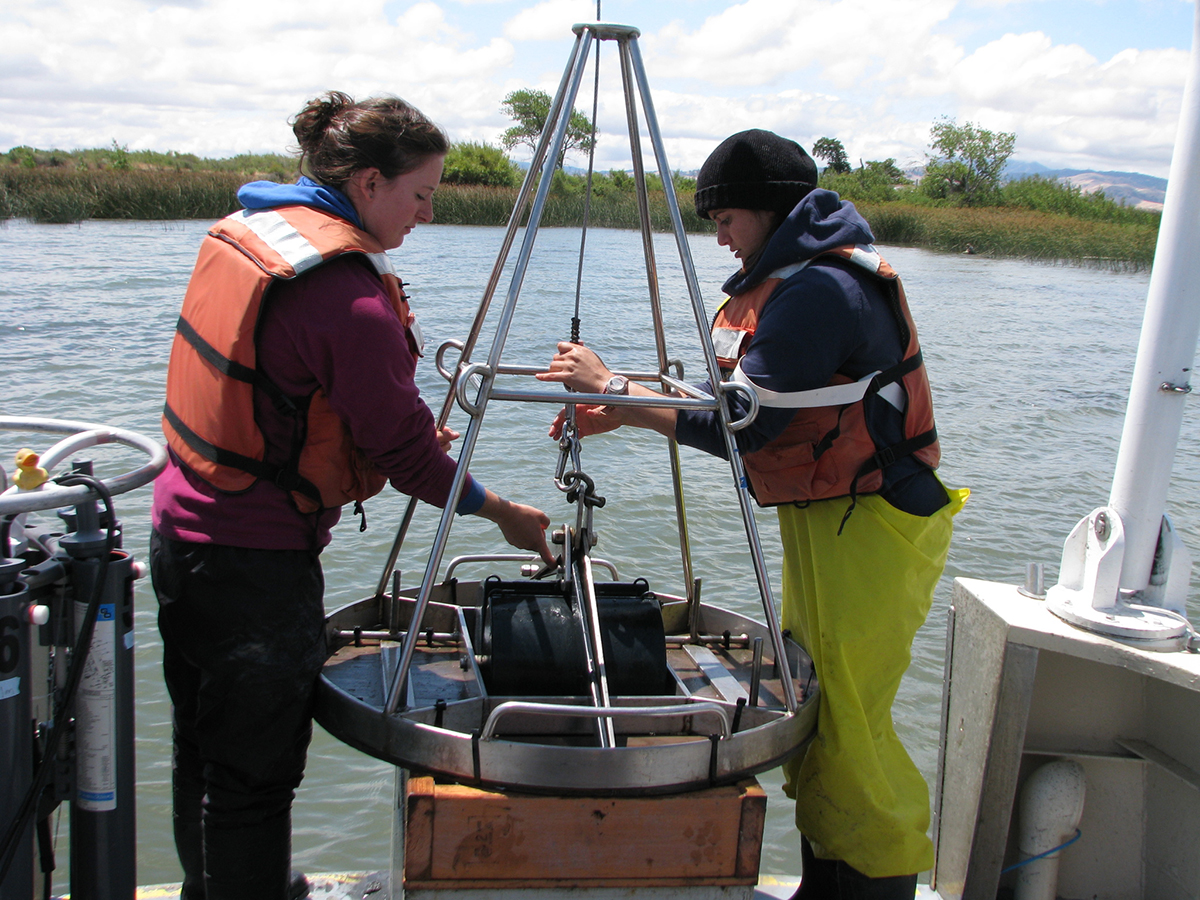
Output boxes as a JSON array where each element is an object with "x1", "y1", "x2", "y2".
[
  {"x1": 0, "y1": 677, "x2": 19, "y2": 701},
  {"x1": 76, "y1": 601, "x2": 117, "y2": 811}
]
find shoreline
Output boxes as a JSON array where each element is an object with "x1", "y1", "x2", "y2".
[{"x1": 0, "y1": 171, "x2": 1159, "y2": 268}]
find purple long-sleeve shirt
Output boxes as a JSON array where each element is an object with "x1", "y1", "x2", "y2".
[{"x1": 153, "y1": 254, "x2": 475, "y2": 550}]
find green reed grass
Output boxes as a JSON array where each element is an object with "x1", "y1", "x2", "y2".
[
  {"x1": 2, "y1": 168, "x2": 1157, "y2": 268},
  {"x1": 857, "y1": 202, "x2": 1158, "y2": 269},
  {"x1": 432, "y1": 185, "x2": 713, "y2": 234},
  {"x1": 2, "y1": 168, "x2": 248, "y2": 223}
]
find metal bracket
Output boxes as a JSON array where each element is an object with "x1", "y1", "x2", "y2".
[{"x1": 1047, "y1": 506, "x2": 1191, "y2": 650}]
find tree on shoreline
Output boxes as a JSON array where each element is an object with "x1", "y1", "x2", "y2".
[
  {"x1": 812, "y1": 137, "x2": 851, "y2": 174},
  {"x1": 499, "y1": 89, "x2": 595, "y2": 169},
  {"x1": 922, "y1": 116, "x2": 1015, "y2": 206}
]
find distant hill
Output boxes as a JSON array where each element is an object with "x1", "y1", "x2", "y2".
[{"x1": 1003, "y1": 160, "x2": 1166, "y2": 210}]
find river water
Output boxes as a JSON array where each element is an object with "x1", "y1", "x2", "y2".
[{"x1": 2, "y1": 216, "x2": 1198, "y2": 885}]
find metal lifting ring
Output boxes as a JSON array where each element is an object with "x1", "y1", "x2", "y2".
[
  {"x1": 454, "y1": 362, "x2": 493, "y2": 417},
  {"x1": 718, "y1": 380, "x2": 761, "y2": 432},
  {"x1": 435, "y1": 339, "x2": 465, "y2": 382}
]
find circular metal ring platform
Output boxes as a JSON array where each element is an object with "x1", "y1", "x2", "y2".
[{"x1": 315, "y1": 584, "x2": 818, "y2": 795}]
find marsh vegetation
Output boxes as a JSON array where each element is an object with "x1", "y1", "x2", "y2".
[{"x1": 1, "y1": 144, "x2": 1160, "y2": 268}]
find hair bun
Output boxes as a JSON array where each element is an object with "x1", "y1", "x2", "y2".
[
  {"x1": 293, "y1": 91, "x2": 353, "y2": 152},
  {"x1": 289, "y1": 91, "x2": 448, "y2": 189}
]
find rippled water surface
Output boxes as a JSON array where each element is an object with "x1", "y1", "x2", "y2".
[{"x1": 3, "y1": 217, "x2": 1198, "y2": 884}]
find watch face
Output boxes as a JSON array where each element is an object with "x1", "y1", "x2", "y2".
[{"x1": 606, "y1": 375, "x2": 629, "y2": 395}]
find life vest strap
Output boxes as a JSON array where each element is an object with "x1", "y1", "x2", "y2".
[
  {"x1": 835, "y1": 426, "x2": 939, "y2": 535},
  {"x1": 176, "y1": 315, "x2": 300, "y2": 416},
  {"x1": 162, "y1": 402, "x2": 323, "y2": 506}
]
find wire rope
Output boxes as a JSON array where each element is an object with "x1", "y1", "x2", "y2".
[{"x1": 570, "y1": 2, "x2": 603, "y2": 343}]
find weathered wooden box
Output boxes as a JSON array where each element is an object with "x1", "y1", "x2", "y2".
[{"x1": 403, "y1": 776, "x2": 767, "y2": 890}]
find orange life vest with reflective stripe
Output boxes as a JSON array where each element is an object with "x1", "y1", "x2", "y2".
[
  {"x1": 162, "y1": 205, "x2": 421, "y2": 514},
  {"x1": 711, "y1": 245, "x2": 939, "y2": 506}
]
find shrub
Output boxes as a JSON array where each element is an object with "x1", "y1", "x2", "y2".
[
  {"x1": 442, "y1": 142, "x2": 521, "y2": 188},
  {"x1": 820, "y1": 168, "x2": 899, "y2": 204},
  {"x1": 1000, "y1": 175, "x2": 1158, "y2": 226}
]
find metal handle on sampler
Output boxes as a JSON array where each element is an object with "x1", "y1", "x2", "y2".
[
  {"x1": 480, "y1": 700, "x2": 733, "y2": 741},
  {"x1": 575, "y1": 552, "x2": 616, "y2": 747},
  {"x1": 442, "y1": 553, "x2": 620, "y2": 581}
]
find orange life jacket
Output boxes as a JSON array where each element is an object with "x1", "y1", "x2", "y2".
[
  {"x1": 162, "y1": 205, "x2": 422, "y2": 514},
  {"x1": 711, "y1": 245, "x2": 939, "y2": 508}
]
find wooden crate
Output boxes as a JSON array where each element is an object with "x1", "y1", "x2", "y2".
[{"x1": 403, "y1": 776, "x2": 767, "y2": 890}]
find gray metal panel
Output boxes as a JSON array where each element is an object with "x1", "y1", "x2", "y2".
[
  {"x1": 933, "y1": 580, "x2": 1038, "y2": 900},
  {"x1": 962, "y1": 642, "x2": 1037, "y2": 900}
]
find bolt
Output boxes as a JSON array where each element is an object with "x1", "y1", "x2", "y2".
[{"x1": 1094, "y1": 511, "x2": 1109, "y2": 541}]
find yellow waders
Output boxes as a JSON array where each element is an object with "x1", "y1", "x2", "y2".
[{"x1": 779, "y1": 485, "x2": 968, "y2": 878}]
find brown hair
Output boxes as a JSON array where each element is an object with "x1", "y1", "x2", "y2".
[{"x1": 291, "y1": 91, "x2": 449, "y2": 189}]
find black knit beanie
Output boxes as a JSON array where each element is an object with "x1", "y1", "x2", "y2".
[{"x1": 694, "y1": 129, "x2": 818, "y2": 220}]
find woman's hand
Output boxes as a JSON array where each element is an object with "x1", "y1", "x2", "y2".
[
  {"x1": 478, "y1": 492, "x2": 554, "y2": 564},
  {"x1": 538, "y1": 338, "x2": 679, "y2": 442},
  {"x1": 536, "y1": 342, "x2": 612, "y2": 393},
  {"x1": 436, "y1": 426, "x2": 459, "y2": 453},
  {"x1": 548, "y1": 404, "x2": 623, "y2": 440}
]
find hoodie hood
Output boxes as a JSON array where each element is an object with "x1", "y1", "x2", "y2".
[
  {"x1": 236, "y1": 176, "x2": 363, "y2": 229},
  {"x1": 722, "y1": 189, "x2": 874, "y2": 296}
]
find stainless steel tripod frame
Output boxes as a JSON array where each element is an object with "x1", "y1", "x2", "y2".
[{"x1": 380, "y1": 22, "x2": 796, "y2": 716}]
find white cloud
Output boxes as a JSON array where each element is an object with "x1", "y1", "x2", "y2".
[
  {"x1": 646, "y1": 0, "x2": 960, "y2": 88},
  {"x1": 503, "y1": 0, "x2": 598, "y2": 41},
  {"x1": 634, "y1": 0, "x2": 1186, "y2": 174},
  {"x1": 0, "y1": 0, "x2": 1188, "y2": 175},
  {"x1": 939, "y1": 34, "x2": 1187, "y2": 171},
  {"x1": 0, "y1": 0, "x2": 516, "y2": 155}
]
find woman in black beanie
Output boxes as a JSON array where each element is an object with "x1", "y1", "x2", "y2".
[{"x1": 541, "y1": 128, "x2": 966, "y2": 899}]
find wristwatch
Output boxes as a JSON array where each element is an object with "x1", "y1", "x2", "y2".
[{"x1": 603, "y1": 375, "x2": 629, "y2": 396}]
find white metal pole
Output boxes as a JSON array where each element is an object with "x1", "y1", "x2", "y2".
[{"x1": 1108, "y1": 0, "x2": 1200, "y2": 592}]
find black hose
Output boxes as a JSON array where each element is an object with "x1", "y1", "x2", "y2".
[{"x1": 0, "y1": 474, "x2": 117, "y2": 887}]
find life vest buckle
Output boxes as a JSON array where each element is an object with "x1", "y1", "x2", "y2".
[{"x1": 273, "y1": 468, "x2": 303, "y2": 491}]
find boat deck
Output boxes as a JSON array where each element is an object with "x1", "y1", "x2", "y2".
[{"x1": 88, "y1": 876, "x2": 947, "y2": 899}]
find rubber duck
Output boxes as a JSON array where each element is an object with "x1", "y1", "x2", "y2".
[{"x1": 13, "y1": 449, "x2": 50, "y2": 490}]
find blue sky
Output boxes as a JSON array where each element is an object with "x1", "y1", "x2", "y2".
[{"x1": 2, "y1": 0, "x2": 1194, "y2": 177}]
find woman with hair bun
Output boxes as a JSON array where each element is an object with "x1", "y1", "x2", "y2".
[{"x1": 151, "y1": 92, "x2": 553, "y2": 900}]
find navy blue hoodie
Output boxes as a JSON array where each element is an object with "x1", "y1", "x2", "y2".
[{"x1": 676, "y1": 189, "x2": 946, "y2": 514}]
